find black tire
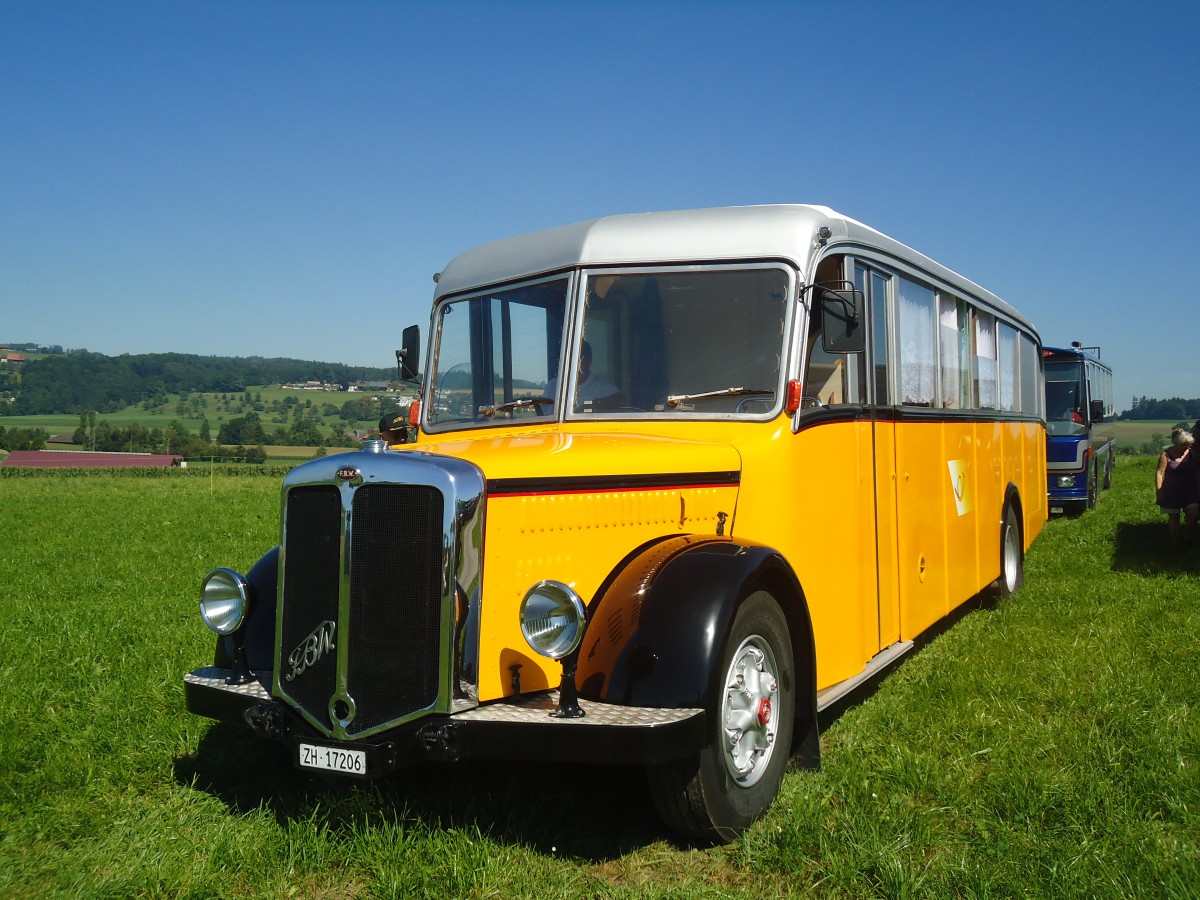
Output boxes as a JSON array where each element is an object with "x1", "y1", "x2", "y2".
[
  {"x1": 996, "y1": 501, "x2": 1024, "y2": 598},
  {"x1": 1102, "y1": 454, "x2": 1113, "y2": 490},
  {"x1": 648, "y1": 590, "x2": 794, "y2": 844},
  {"x1": 1086, "y1": 464, "x2": 1098, "y2": 509}
]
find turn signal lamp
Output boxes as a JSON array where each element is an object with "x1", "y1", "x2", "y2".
[{"x1": 785, "y1": 379, "x2": 803, "y2": 415}]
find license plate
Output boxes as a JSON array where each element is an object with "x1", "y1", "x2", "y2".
[
  {"x1": 299, "y1": 742, "x2": 367, "y2": 775},
  {"x1": 1051, "y1": 506, "x2": 1063, "y2": 514}
]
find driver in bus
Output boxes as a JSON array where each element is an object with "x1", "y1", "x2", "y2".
[
  {"x1": 544, "y1": 340, "x2": 624, "y2": 410},
  {"x1": 378, "y1": 411, "x2": 409, "y2": 446}
]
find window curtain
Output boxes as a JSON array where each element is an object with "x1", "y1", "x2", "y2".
[
  {"x1": 998, "y1": 323, "x2": 1017, "y2": 411},
  {"x1": 974, "y1": 313, "x2": 997, "y2": 409},
  {"x1": 898, "y1": 277, "x2": 935, "y2": 405}
]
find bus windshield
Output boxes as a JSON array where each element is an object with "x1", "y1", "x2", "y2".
[
  {"x1": 428, "y1": 278, "x2": 570, "y2": 426},
  {"x1": 426, "y1": 266, "x2": 791, "y2": 427},
  {"x1": 579, "y1": 268, "x2": 790, "y2": 415},
  {"x1": 1045, "y1": 360, "x2": 1087, "y2": 436}
]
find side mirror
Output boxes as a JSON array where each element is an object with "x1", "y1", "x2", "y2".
[
  {"x1": 817, "y1": 283, "x2": 865, "y2": 353},
  {"x1": 1089, "y1": 398, "x2": 1105, "y2": 423},
  {"x1": 398, "y1": 325, "x2": 421, "y2": 383}
]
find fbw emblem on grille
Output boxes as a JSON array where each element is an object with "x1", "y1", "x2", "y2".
[
  {"x1": 286, "y1": 620, "x2": 336, "y2": 682},
  {"x1": 336, "y1": 466, "x2": 361, "y2": 483}
]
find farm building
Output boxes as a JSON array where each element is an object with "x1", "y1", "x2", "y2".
[{"x1": 1, "y1": 450, "x2": 184, "y2": 469}]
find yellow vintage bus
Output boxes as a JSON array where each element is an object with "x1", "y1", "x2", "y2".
[{"x1": 187, "y1": 205, "x2": 1046, "y2": 843}]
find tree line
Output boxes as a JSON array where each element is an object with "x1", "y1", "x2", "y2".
[
  {"x1": 2, "y1": 351, "x2": 395, "y2": 415},
  {"x1": 0, "y1": 419, "x2": 275, "y2": 462},
  {"x1": 0, "y1": 414, "x2": 364, "y2": 463},
  {"x1": 1119, "y1": 396, "x2": 1200, "y2": 421}
]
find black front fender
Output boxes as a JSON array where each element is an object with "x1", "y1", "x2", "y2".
[
  {"x1": 214, "y1": 546, "x2": 278, "y2": 672},
  {"x1": 577, "y1": 536, "x2": 817, "y2": 725}
]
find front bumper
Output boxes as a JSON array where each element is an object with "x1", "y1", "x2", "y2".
[
  {"x1": 184, "y1": 666, "x2": 706, "y2": 775},
  {"x1": 1048, "y1": 481, "x2": 1087, "y2": 514}
]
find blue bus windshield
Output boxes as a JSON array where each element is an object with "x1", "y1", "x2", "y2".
[{"x1": 1045, "y1": 360, "x2": 1086, "y2": 436}]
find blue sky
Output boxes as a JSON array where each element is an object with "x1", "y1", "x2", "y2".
[{"x1": 2, "y1": 1, "x2": 1196, "y2": 409}]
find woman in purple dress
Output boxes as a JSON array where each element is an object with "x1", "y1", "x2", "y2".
[{"x1": 1156, "y1": 428, "x2": 1200, "y2": 547}]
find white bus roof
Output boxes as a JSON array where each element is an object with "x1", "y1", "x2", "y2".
[{"x1": 433, "y1": 204, "x2": 1033, "y2": 331}]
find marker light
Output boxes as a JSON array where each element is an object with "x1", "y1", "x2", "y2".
[{"x1": 786, "y1": 379, "x2": 803, "y2": 415}]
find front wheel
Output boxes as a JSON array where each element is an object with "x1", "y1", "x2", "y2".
[{"x1": 648, "y1": 590, "x2": 794, "y2": 844}]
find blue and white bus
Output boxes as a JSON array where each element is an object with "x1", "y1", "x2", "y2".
[{"x1": 1044, "y1": 344, "x2": 1115, "y2": 515}]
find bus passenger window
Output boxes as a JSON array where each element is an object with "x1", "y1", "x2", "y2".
[{"x1": 897, "y1": 277, "x2": 936, "y2": 406}]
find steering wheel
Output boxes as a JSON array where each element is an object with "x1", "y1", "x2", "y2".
[{"x1": 735, "y1": 396, "x2": 776, "y2": 413}]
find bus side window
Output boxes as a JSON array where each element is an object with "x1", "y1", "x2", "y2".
[
  {"x1": 804, "y1": 328, "x2": 847, "y2": 406},
  {"x1": 803, "y1": 257, "x2": 864, "y2": 407}
]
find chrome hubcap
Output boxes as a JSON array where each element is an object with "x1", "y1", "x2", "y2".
[{"x1": 721, "y1": 635, "x2": 780, "y2": 786}]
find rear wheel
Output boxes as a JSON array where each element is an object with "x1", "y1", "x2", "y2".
[
  {"x1": 648, "y1": 590, "x2": 794, "y2": 844},
  {"x1": 996, "y1": 501, "x2": 1024, "y2": 598}
]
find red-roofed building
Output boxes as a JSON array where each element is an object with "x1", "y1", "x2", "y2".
[{"x1": 1, "y1": 450, "x2": 184, "y2": 469}]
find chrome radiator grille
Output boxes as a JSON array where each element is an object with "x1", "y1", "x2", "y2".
[
  {"x1": 277, "y1": 481, "x2": 445, "y2": 738},
  {"x1": 346, "y1": 483, "x2": 443, "y2": 732}
]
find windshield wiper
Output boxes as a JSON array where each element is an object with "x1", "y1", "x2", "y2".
[
  {"x1": 478, "y1": 397, "x2": 554, "y2": 417},
  {"x1": 665, "y1": 387, "x2": 775, "y2": 408}
]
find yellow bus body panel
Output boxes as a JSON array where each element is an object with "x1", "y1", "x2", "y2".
[
  {"x1": 412, "y1": 412, "x2": 1045, "y2": 701},
  {"x1": 891, "y1": 417, "x2": 1046, "y2": 639},
  {"x1": 418, "y1": 428, "x2": 741, "y2": 701}
]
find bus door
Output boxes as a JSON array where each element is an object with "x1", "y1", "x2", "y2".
[
  {"x1": 798, "y1": 330, "x2": 877, "y2": 685},
  {"x1": 857, "y1": 263, "x2": 901, "y2": 651},
  {"x1": 887, "y1": 275, "x2": 959, "y2": 638},
  {"x1": 798, "y1": 258, "x2": 886, "y2": 689}
]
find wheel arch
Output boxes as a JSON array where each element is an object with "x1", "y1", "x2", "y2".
[
  {"x1": 575, "y1": 535, "x2": 819, "y2": 764},
  {"x1": 1003, "y1": 483, "x2": 1024, "y2": 547}
]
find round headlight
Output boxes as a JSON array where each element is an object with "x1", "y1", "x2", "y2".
[
  {"x1": 200, "y1": 568, "x2": 249, "y2": 635},
  {"x1": 520, "y1": 581, "x2": 586, "y2": 660}
]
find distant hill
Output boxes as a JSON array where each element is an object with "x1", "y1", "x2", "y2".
[{"x1": 5, "y1": 351, "x2": 397, "y2": 415}]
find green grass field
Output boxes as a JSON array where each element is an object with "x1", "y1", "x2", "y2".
[
  {"x1": 0, "y1": 457, "x2": 1196, "y2": 897},
  {"x1": 1111, "y1": 420, "x2": 1193, "y2": 450}
]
